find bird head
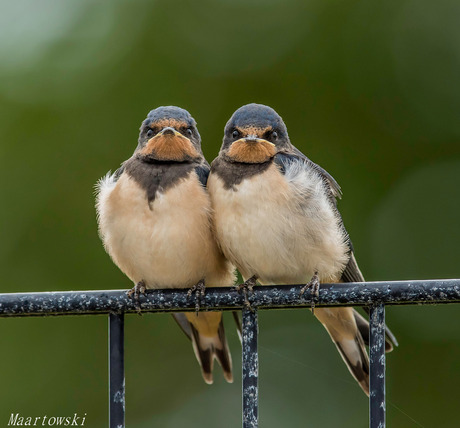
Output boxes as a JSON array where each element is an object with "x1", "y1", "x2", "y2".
[
  {"x1": 135, "y1": 106, "x2": 202, "y2": 163},
  {"x1": 220, "y1": 103, "x2": 291, "y2": 164}
]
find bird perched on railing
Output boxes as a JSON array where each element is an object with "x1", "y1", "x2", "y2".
[
  {"x1": 95, "y1": 106, "x2": 236, "y2": 384},
  {"x1": 207, "y1": 103, "x2": 398, "y2": 395}
]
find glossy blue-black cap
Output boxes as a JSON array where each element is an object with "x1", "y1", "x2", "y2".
[
  {"x1": 143, "y1": 106, "x2": 196, "y2": 127},
  {"x1": 226, "y1": 103, "x2": 287, "y2": 133}
]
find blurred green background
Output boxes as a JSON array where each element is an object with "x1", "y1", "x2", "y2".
[{"x1": 1, "y1": 0, "x2": 459, "y2": 426}]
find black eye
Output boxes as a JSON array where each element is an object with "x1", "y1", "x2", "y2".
[
  {"x1": 146, "y1": 129, "x2": 154, "y2": 138},
  {"x1": 264, "y1": 130, "x2": 277, "y2": 140},
  {"x1": 187, "y1": 128, "x2": 193, "y2": 136},
  {"x1": 232, "y1": 130, "x2": 239, "y2": 139}
]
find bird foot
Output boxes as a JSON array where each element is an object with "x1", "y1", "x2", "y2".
[
  {"x1": 299, "y1": 272, "x2": 320, "y2": 314},
  {"x1": 187, "y1": 279, "x2": 206, "y2": 314},
  {"x1": 127, "y1": 280, "x2": 146, "y2": 315},
  {"x1": 235, "y1": 275, "x2": 257, "y2": 311}
]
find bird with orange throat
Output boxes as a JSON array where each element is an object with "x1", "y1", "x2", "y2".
[
  {"x1": 208, "y1": 103, "x2": 398, "y2": 395},
  {"x1": 96, "y1": 106, "x2": 236, "y2": 384}
]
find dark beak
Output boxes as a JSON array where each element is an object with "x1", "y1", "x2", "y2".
[
  {"x1": 245, "y1": 134, "x2": 258, "y2": 142},
  {"x1": 160, "y1": 127, "x2": 177, "y2": 136},
  {"x1": 235, "y1": 136, "x2": 275, "y2": 147}
]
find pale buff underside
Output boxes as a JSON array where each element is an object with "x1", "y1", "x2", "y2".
[
  {"x1": 208, "y1": 162, "x2": 349, "y2": 285},
  {"x1": 208, "y1": 160, "x2": 362, "y2": 365},
  {"x1": 96, "y1": 172, "x2": 235, "y2": 290}
]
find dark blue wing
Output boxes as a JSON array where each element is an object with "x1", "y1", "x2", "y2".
[
  {"x1": 276, "y1": 149, "x2": 398, "y2": 350},
  {"x1": 113, "y1": 164, "x2": 125, "y2": 182},
  {"x1": 195, "y1": 162, "x2": 210, "y2": 187}
]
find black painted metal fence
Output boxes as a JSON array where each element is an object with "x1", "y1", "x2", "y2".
[{"x1": 1, "y1": 279, "x2": 459, "y2": 428}]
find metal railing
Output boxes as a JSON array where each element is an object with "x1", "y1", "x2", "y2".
[{"x1": 1, "y1": 279, "x2": 459, "y2": 428}]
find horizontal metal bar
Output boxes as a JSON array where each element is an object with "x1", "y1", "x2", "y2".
[{"x1": 0, "y1": 279, "x2": 459, "y2": 317}]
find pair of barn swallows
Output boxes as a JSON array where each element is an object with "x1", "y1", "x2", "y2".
[{"x1": 96, "y1": 104, "x2": 397, "y2": 395}]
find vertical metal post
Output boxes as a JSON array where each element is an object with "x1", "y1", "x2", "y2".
[
  {"x1": 109, "y1": 313, "x2": 125, "y2": 428},
  {"x1": 369, "y1": 304, "x2": 386, "y2": 428},
  {"x1": 242, "y1": 307, "x2": 259, "y2": 428}
]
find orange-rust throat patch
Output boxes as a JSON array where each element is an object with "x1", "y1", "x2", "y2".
[
  {"x1": 140, "y1": 134, "x2": 200, "y2": 162},
  {"x1": 226, "y1": 140, "x2": 276, "y2": 164}
]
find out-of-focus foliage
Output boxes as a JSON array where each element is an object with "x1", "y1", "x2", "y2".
[{"x1": 1, "y1": 0, "x2": 459, "y2": 427}]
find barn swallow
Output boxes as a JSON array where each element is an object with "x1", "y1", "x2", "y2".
[
  {"x1": 207, "y1": 103, "x2": 398, "y2": 395},
  {"x1": 96, "y1": 106, "x2": 236, "y2": 384}
]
